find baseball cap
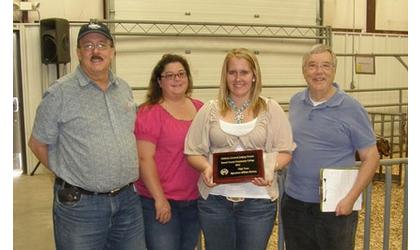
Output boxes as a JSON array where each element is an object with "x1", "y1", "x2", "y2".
[{"x1": 77, "y1": 22, "x2": 113, "y2": 43}]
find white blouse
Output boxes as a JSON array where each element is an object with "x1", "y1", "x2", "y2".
[{"x1": 210, "y1": 118, "x2": 270, "y2": 199}]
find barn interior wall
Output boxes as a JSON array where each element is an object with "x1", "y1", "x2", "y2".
[{"x1": 15, "y1": 0, "x2": 408, "y2": 173}]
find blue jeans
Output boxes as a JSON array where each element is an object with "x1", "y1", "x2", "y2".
[
  {"x1": 141, "y1": 196, "x2": 200, "y2": 250},
  {"x1": 142, "y1": 196, "x2": 200, "y2": 250},
  {"x1": 53, "y1": 181, "x2": 146, "y2": 250},
  {"x1": 281, "y1": 193, "x2": 358, "y2": 250},
  {"x1": 198, "y1": 195, "x2": 277, "y2": 250}
]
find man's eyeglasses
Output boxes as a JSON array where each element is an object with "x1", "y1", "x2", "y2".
[
  {"x1": 161, "y1": 71, "x2": 187, "y2": 80},
  {"x1": 80, "y1": 43, "x2": 111, "y2": 51},
  {"x1": 305, "y1": 62, "x2": 335, "y2": 71}
]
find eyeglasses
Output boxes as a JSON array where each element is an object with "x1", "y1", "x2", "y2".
[
  {"x1": 161, "y1": 71, "x2": 187, "y2": 80},
  {"x1": 305, "y1": 62, "x2": 335, "y2": 71},
  {"x1": 80, "y1": 43, "x2": 111, "y2": 51}
]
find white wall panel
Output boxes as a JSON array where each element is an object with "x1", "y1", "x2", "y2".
[
  {"x1": 114, "y1": 34, "x2": 314, "y2": 104},
  {"x1": 332, "y1": 33, "x2": 407, "y2": 88},
  {"x1": 113, "y1": 0, "x2": 316, "y2": 25},
  {"x1": 324, "y1": 0, "x2": 407, "y2": 32},
  {"x1": 16, "y1": 23, "x2": 82, "y2": 174},
  {"x1": 115, "y1": 33, "x2": 406, "y2": 108},
  {"x1": 323, "y1": 0, "x2": 366, "y2": 30},
  {"x1": 17, "y1": 0, "x2": 103, "y2": 23},
  {"x1": 112, "y1": 0, "x2": 317, "y2": 104},
  {"x1": 376, "y1": 0, "x2": 408, "y2": 31},
  {"x1": 332, "y1": 32, "x2": 407, "y2": 112},
  {"x1": 15, "y1": 24, "x2": 45, "y2": 174}
]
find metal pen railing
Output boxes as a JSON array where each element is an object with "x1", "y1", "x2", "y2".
[{"x1": 133, "y1": 86, "x2": 408, "y2": 113}]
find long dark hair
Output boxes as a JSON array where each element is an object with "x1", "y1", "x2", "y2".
[{"x1": 143, "y1": 54, "x2": 193, "y2": 106}]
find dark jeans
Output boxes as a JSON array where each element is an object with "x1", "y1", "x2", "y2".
[
  {"x1": 198, "y1": 195, "x2": 277, "y2": 250},
  {"x1": 281, "y1": 193, "x2": 358, "y2": 250},
  {"x1": 53, "y1": 181, "x2": 146, "y2": 250},
  {"x1": 141, "y1": 196, "x2": 200, "y2": 250}
]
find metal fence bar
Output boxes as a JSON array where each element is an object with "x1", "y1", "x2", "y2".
[
  {"x1": 383, "y1": 165, "x2": 392, "y2": 250},
  {"x1": 133, "y1": 86, "x2": 407, "y2": 92},
  {"x1": 277, "y1": 222, "x2": 285, "y2": 250},
  {"x1": 363, "y1": 182, "x2": 373, "y2": 250},
  {"x1": 402, "y1": 164, "x2": 408, "y2": 250},
  {"x1": 362, "y1": 158, "x2": 407, "y2": 250},
  {"x1": 398, "y1": 114, "x2": 406, "y2": 181},
  {"x1": 390, "y1": 115, "x2": 395, "y2": 158},
  {"x1": 380, "y1": 114, "x2": 385, "y2": 137},
  {"x1": 277, "y1": 172, "x2": 286, "y2": 250},
  {"x1": 133, "y1": 86, "x2": 408, "y2": 112},
  {"x1": 344, "y1": 87, "x2": 408, "y2": 93}
]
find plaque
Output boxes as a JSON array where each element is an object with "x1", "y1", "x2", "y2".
[{"x1": 212, "y1": 149, "x2": 264, "y2": 184}]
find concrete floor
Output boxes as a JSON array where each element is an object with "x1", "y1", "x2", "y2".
[
  {"x1": 14, "y1": 173, "x2": 55, "y2": 250},
  {"x1": 13, "y1": 169, "x2": 405, "y2": 250}
]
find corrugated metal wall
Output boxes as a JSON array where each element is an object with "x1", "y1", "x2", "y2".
[
  {"x1": 111, "y1": 0, "x2": 318, "y2": 103},
  {"x1": 113, "y1": 0, "x2": 316, "y2": 24},
  {"x1": 110, "y1": 0, "x2": 407, "y2": 105}
]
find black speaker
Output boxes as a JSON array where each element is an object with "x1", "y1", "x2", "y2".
[{"x1": 40, "y1": 18, "x2": 70, "y2": 64}]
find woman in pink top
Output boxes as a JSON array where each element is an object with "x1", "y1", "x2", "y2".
[{"x1": 134, "y1": 54, "x2": 203, "y2": 250}]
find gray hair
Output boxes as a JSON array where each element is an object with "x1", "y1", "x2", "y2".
[{"x1": 302, "y1": 44, "x2": 337, "y2": 69}]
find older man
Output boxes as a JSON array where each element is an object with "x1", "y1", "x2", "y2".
[
  {"x1": 281, "y1": 44, "x2": 379, "y2": 250},
  {"x1": 28, "y1": 22, "x2": 146, "y2": 250}
]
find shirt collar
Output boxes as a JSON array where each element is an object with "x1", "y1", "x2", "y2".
[
  {"x1": 76, "y1": 65, "x2": 118, "y2": 87},
  {"x1": 301, "y1": 82, "x2": 345, "y2": 108}
]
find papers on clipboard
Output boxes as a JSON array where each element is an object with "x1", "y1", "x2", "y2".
[{"x1": 320, "y1": 168, "x2": 362, "y2": 212}]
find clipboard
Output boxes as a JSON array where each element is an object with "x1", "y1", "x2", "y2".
[{"x1": 320, "y1": 168, "x2": 362, "y2": 212}]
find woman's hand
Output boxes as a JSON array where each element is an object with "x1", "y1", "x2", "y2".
[
  {"x1": 251, "y1": 177, "x2": 272, "y2": 186},
  {"x1": 187, "y1": 155, "x2": 217, "y2": 187},
  {"x1": 154, "y1": 197, "x2": 172, "y2": 224},
  {"x1": 274, "y1": 152, "x2": 292, "y2": 171},
  {"x1": 202, "y1": 166, "x2": 217, "y2": 187}
]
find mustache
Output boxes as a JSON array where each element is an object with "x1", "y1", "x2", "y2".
[{"x1": 90, "y1": 55, "x2": 103, "y2": 61}]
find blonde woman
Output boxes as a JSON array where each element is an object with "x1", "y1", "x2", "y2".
[{"x1": 185, "y1": 48, "x2": 295, "y2": 250}]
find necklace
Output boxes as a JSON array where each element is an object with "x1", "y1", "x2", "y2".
[{"x1": 227, "y1": 96, "x2": 251, "y2": 124}]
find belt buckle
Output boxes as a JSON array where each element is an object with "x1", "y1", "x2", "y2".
[
  {"x1": 226, "y1": 196, "x2": 245, "y2": 203},
  {"x1": 108, "y1": 187, "x2": 122, "y2": 196}
]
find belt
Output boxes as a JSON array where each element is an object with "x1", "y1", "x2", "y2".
[
  {"x1": 226, "y1": 196, "x2": 245, "y2": 203},
  {"x1": 55, "y1": 177, "x2": 132, "y2": 197}
]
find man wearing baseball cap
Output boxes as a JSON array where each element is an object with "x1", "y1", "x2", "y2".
[{"x1": 29, "y1": 22, "x2": 146, "y2": 249}]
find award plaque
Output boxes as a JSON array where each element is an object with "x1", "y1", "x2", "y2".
[{"x1": 212, "y1": 149, "x2": 264, "y2": 184}]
